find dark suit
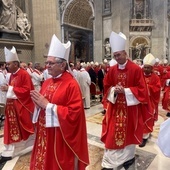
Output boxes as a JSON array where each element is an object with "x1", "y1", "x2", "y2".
[
  {"x1": 88, "y1": 68, "x2": 97, "y2": 84},
  {"x1": 98, "y1": 69, "x2": 105, "y2": 92}
]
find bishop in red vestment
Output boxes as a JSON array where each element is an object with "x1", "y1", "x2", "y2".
[
  {"x1": 30, "y1": 34, "x2": 89, "y2": 170},
  {"x1": 142, "y1": 72, "x2": 161, "y2": 124},
  {"x1": 4, "y1": 68, "x2": 35, "y2": 144},
  {"x1": 139, "y1": 53, "x2": 161, "y2": 147},
  {"x1": 0, "y1": 46, "x2": 34, "y2": 164},
  {"x1": 101, "y1": 31, "x2": 148, "y2": 170},
  {"x1": 162, "y1": 70, "x2": 170, "y2": 112},
  {"x1": 160, "y1": 59, "x2": 170, "y2": 88}
]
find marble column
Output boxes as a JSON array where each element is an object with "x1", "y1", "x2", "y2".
[
  {"x1": 132, "y1": 0, "x2": 136, "y2": 19},
  {"x1": 94, "y1": 0, "x2": 103, "y2": 62},
  {"x1": 144, "y1": 0, "x2": 146, "y2": 18}
]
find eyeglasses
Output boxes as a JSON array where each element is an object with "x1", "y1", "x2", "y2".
[
  {"x1": 114, "y1": 53, "x2": 122, "y2": 58},
  {"x1": 113, "y1": 51, "x2": 125, "y2": 58},
  {"x1": 45, "y1": 61, "x2": 63, "y2": 66}
]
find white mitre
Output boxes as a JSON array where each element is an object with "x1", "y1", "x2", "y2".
[
  {"x1": 163, "y1": 59, "x2": 168, "y2": 64},
  {"x1": 155, "y1": 58, "x2": 160, "y2": 63},
  {"x1": 4, "y1": 46, "x2": 19, "y2": 62},
  {"x1": 110, "y1": 31, "x2": 127, "y2": 53},
  {"x1": 90, "y1": 61, "x2": 94, "y2": 65},
  {"x1": 95, "y1": 62, "x2": 99, "y2": 66},
  {"x1": 48, "y1": 34, "x2": 71, "y2": 62},
  {"x1": 143, "y1": 53, "x2": 156, "y2": 66},
  {"x1": 104, "y1": 59, "x2": 108, "y2": 63}
]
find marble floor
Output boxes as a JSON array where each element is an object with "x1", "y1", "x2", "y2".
[{"x1": 0, "y1": 100, "x2": 170, "y2": 170}]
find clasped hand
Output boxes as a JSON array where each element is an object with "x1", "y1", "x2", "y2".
[
  {"x1": 114, "y1": 84, "x2": 125, "y2": 94},
  {"x1": 0, "y1": 84, "x2": 8, "y2": 91},
  {"x1": 30, "y1": 90, "x2": 49, "y2": 109}
]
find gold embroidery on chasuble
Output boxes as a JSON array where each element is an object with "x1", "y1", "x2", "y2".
[
  {"x1": 35, "y1": 81, "x2": 61, "y2": 169},
  {"x1": 35, "y1": 114, "x2": 47, "y2": 170},
  {"x1": 115, "y1": 72, "x2": 127, "y2": 147},
  {"x1": 7, "y1": 76, "x2": 21, "y2": 142},
  {"x1": 7, "y1": 100, "x2": 20, "y2": 142}
]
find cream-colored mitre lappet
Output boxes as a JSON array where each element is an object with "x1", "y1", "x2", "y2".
[
  {"x1": 143, "y1": 53, "x2": 156, "y2": 66},
  {"x1": 95, "y1": 62, "x2": 99, "y2": 66},
  {"x1": 48, "y1": 34, "x2": 71, "y2": 62},
  {"x1": 4, "y1": 46, "x2": 19, "y2": 62},
  {"x1": 109, "y1": 31, "x2": 127, "y2": 53},
  {"x1": 103, "y1": 59, "x2": 108, "y2": 63}
]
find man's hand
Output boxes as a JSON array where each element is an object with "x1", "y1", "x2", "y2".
[
  {"x1": 0, "y1": 85, "x2": 8, "y2": 92},
  {"x1": 115, "y1": 83, "x2": 125, "y2": 94},
  {"x1": 30, "y1": 90, "x2": 49, "y2": 109}
]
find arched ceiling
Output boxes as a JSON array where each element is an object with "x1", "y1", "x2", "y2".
[
  {"x1": 132, "y1": 37, "x2": 148, "y2": 46},
  {"x1": 63, "y1": 0, "x2": 93, "y2": 30},
  {"x1": 130, "y1": 36, "x2": 150, "y2": 47}
]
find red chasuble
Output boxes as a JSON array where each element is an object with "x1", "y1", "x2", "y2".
[
  {"x1": 4, "y1": 69, "x2": 34, "y2": 144},
  {"x1": 161, "y1": 65, "x2": 170, "y2": 88},
  {"x1": 101, "y1": 60, "x2": 148, "y2": 149},
  {"x1": 142, "y1": 72, "x2": 161, "y2": 133},
  {"x1": 162, "y1": 86, "x2": 170, "y2": 111},
  {"x1": 153, "y1": 65, "x2": 163, "y2": 77},
  {"x1": 162, "y1": 71, "x2": 170, "y2": 111},
  {"x1": 30, "y1": 71, "x2": 89, "y2": 170}
]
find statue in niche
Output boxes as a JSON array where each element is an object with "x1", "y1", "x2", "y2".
[
  {"x1": 104, "y1": 40, "x2": 111, "y2": 57},
  {"x1": 0, "y1": 0, "x2": 17, "y2": 31},
  {"x1": 59, "y1": 0, "x2": 66, "y2": 12},
  {"x1": 105, "y1": 0, "x2": 111, "y2": 9},
  {"x1": 135, "y1": 43, "x2": 147, "y2": 59},
  {"x1": 0, "y1": 0, "x2": 31, "y2": 41},
  {"x1": 16, "y1": 12, "x2": 31, "y2": 41}
]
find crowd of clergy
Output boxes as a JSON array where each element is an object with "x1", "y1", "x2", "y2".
[{"x1": 1, "y1": 46, "x2": 170, "y2": 149}]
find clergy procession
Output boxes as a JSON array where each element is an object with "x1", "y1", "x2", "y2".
[{"x1": 0, "y1": 31, "x2": 170, "y2": 170}]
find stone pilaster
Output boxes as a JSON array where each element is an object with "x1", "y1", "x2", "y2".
[{"x1": 152, "y1": 0, "x2": 168, "y2": 60}]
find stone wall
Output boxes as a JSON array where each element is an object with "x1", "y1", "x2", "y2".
[
  {"x1": 152, "y1": 0, "x2": 168, "y2": 59},
  {"x1": 31, "y1": 0, "x2": 61, "y2": 64}
]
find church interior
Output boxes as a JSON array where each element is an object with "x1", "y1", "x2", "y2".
[{"x1": 1, "y1": 0, "x2": 170, "y2": 170}]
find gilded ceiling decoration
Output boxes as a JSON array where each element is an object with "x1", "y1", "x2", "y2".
[{"x1": 63, "y1": 0, "x2": 93, "y2": 30}]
